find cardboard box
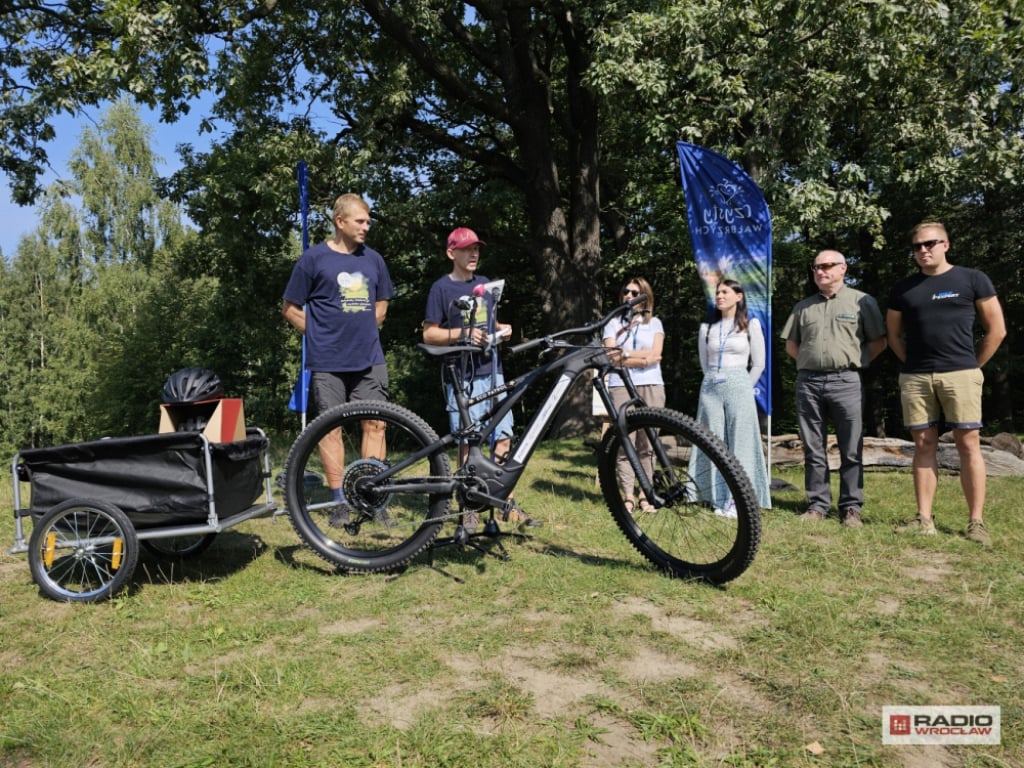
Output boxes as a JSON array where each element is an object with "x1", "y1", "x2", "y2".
[{"x1": 159, "y1": 398, "x2": 246, "y2": 443}]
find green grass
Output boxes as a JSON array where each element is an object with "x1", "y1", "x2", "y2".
[{"x1": 1, "y1": 438, "x2": 1022, "y2": 767}]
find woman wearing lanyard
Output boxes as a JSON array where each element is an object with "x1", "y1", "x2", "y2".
[
  {"x1": 690, "y1": 279, "x2": 772, "y2": 515},
  {"x1": 602, "y1": 277, "x2": 665, "y2": 512}
]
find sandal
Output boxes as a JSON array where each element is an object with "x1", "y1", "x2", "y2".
[
  {"x1": 624, "y1": 499, "x2": 636, "y2": 513},
  {"x1": 639, "y1": 498, "x2": 656, "y2": 513}
]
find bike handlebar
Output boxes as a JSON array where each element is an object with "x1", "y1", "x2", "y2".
[{"x1": 508, "y1": 294, "x2": 648, "y2": 356}]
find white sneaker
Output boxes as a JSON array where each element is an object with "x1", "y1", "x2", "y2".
[{"x1": 714, "y1": 500, "x2": 737, "y2": 519}]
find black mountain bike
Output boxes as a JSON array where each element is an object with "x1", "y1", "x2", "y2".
[{"x1": 283, "y1": 295, "x2": 762, "y2": 584}]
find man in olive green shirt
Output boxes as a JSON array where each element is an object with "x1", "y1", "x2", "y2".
[{"x1": 782, "y1": 250, "x2": 887, "y2": 527}]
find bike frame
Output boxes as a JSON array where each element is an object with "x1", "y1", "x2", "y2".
[{"x1": 360, "y1": 299, "x2": 674, "y2": 513}]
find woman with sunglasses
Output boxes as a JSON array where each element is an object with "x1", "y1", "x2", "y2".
[
  {"x1": 601, "y1": 277, "x2": 665, "y2": 512},
  {"x1": 689, "y1": 279, "x2": 771, "y2": 516}
]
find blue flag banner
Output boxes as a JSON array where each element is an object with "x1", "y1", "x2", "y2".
[
  {"x1": 676, "y1": 142, "x2": 772, "y2": 415},
  {"x1": 288, "y1": 161, "x2": 312, "y2": 415}
]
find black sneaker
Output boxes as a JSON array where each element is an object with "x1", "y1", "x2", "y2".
[{"x1": 328, "y1": 501, "x2": 353, "y2": 528}]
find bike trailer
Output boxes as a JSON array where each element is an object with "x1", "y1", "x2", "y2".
[
  {"x1": 8, "y1": 429, "x2": 278, "y2": 602},
  {"x1": 17, "y1": 430, "x2": 268, "y2": 528}
]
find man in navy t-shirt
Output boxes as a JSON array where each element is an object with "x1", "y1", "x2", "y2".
[
  {"x1": 887, "y1": 221, "x2": 1006, "y2": 546},
  {"x1": 283, "y1": 193, "x2": 394, "y2": 526}
]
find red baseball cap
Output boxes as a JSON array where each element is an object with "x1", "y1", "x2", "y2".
[{"x1": 447, "y1": 227, "x2": 485, "y2": 250}]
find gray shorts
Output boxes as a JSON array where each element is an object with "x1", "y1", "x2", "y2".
[{"x1": 311, "y1": 364, "x2": 389, "y2": 415}]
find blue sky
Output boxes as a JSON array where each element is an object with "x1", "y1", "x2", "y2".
[{"x1": 0, "y1": 103, "x2": 214, "y2": 258}]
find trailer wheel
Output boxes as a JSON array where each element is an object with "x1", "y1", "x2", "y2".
[
  {"x1": 28, "y1": 499, "x2": 139, "y2": 603},
  {"x1": 142, "y1": 533, "x2": 217, "y2": 559}
]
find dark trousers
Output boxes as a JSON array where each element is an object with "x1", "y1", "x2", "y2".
[{"x1": 795, "y1": 369, "x2": 864, "y2": 512}]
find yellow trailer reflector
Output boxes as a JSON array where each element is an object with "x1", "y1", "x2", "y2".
[
  {"x1": 44, "y1": 532, "x2": 57, "y2": 568},
  {"x1": 111, "y1": 538, "x2": 124, "y2": 570}
]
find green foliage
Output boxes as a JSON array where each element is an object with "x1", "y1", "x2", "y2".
[
  {"x1": 0, "y1": 1, "x2": 276, "y2": 202},
  {"x1": 2, "y1": 1, "x2": 1024, "y2": 443},
  {"x1": 69, "y1": 101, "x2": 186, "y2": 265},
  {"x1": 590, "y1": 0, "x2": 1024, "y2": 245},
  {"x1": 0, "y1": 104, "x2": 208, "y2": 452}
]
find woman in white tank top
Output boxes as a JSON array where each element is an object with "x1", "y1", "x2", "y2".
[{"x1": 689, "y1": 279, "x2": 772, "y2": 514}]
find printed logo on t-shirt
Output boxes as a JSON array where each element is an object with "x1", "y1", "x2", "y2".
[
  {"x1": 932, "y1": 291, "x2": 960, "y2": 301},
  {"x1": 337, "y1": 271, "x2": 371, "y2": 312}
]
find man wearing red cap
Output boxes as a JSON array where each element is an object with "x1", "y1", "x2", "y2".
[{"x1": 423, "y1": 227, "x2": 541, "y2": 531}]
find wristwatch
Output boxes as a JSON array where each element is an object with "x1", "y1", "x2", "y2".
[{"x1": 623, "y1": 351, "x2": 630, "y2": 360}]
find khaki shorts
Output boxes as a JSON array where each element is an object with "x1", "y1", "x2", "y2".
[{"x1": 898, "y1": 369, "x2": 983, "y2": 430}]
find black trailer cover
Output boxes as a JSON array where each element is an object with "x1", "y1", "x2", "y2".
[{"x1": 17, "y1": 431, "x2": 268, "y2": 528}]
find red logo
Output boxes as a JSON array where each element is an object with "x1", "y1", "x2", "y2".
[{"x1": 889, "y1": 715, "x2": 911, "y2": 736}]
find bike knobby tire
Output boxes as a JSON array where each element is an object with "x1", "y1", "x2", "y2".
[
  {"x1": 284, "y1": 400, "x2": 451, "y2": 572},
  {"x1": 597, "y1": 407, "x2": 762, "y2": 584}
]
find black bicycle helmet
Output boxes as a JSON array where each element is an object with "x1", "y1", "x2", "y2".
[{"x1": 162, "y1": 367, "x2": 224, "y2": 404}]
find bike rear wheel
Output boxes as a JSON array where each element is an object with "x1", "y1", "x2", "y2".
[
  {"x1": 284, "y1": 400, "x2": 451, "y2": 572},
  {"x1": 598, "y1": 407, "x2": 761, "y2": 584}
]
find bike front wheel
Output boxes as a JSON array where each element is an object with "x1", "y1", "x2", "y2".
[
  {"x1": 284, "y1": 400, "x2": 451, "y2": 572},
  {"x1": 598, "y1": 407, "x2": 761, "y2": 584}
]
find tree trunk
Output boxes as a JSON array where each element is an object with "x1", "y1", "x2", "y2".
[
  {"x1": 770, "y1": 434, "x2": 1024, "y2": 476},
  {"x1": 510, "y1": 9, "x2": 603, "y2": 437}
]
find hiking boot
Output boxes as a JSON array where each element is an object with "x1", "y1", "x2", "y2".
[
  {"x1": 799, "y1": 509, "x2": 827, "y2": 521},
  {"x1": 841, "y1": 507, "x2": 863, "y2": 528},
  {"x1": 460, "y1": 509, "x2": 480, "y2": 535},
  {"x1": 328, "y1": 501, "x2": 353, "y2": 528},
  {"x1": 501, "y1": 502, "x2": 543, "y2": 528},
  {"x1": 965, "y1": 519, "x2": 991, "y2": 547},
  {"x1": 896, "y1": 515, "x2": 936, "y2": 535}
]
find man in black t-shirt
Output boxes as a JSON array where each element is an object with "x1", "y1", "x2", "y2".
[{"x1": 887, "y1": 222, "x2": 1006, "y2": 546}]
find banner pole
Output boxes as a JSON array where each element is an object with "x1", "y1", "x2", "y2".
[
  {"x1": 287, "y1": 161, "x2": 312, "y2": 429},
  {"x1": 299, "y1": 161, "x2": 310, "y2": 429}
]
